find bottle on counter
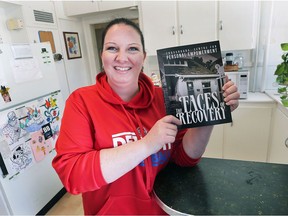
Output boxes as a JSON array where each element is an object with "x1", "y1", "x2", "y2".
[{"x1": 234, "y1": 54, "x2": 244, "y2": 69}]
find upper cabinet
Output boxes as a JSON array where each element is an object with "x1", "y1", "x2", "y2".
[
  {"x1": 63, "y1": 1, "x2": 99, "y2": 16},
  {"x1": 218, "y1": 1, "x2": 258, "y2": 51},
  {"x1": 98, "y1": 1, "x2": 136, "y2": 12},
  {"x1": 139, "y1": 1, "x2": 259, "y2": 55},
  {"x1": 63, "y1": 1, "x2": 136, "y2": 16},
  {"x1": 139, "y1": 1, "x2": 217, "y2": 55},
  {"x1": 139, "y1": 1, "x2": 178, "y2": 55},
  {"x1": 177, "y1": 1, "x2": 217, "y2": 46}
]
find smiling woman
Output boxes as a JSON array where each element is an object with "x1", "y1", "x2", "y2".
[{"x1": 52, "y1": 17, "x2": 239, "y2": 215}]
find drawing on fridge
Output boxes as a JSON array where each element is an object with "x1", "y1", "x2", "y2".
[{"x1": 0, "y1": 42, "x2": 64, "y2": 215}]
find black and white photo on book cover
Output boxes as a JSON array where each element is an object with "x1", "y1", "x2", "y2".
[{"x1": 157, "y1": 41, "x2": 232, "y2": 129}]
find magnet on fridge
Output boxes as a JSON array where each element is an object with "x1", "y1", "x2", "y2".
[{"x1": 0, "y1": 85, "x2": 12, "y2": 103}]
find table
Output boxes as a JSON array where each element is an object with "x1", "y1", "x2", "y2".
[{"x1": 153, "y1": 158, "x2": 288, "y2": 215}]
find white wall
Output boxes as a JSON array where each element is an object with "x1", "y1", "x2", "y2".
[
  {"x1": 57, "y1": 18, "x2": 91, "y2": 93},
  {"x1": 256, "y1": 1, "x2": 288, "y2": 91},
  {"x1": 0, "y1": 5, "x2": 15, "y2": 44}
]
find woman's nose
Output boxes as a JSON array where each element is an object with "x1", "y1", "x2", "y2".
[{"x1": 115, "y1": 50, "x2": 128, "y2": 62}]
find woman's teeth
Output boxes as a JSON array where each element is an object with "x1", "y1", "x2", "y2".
[{"x1": 115, "y1": 67, "x2": 131, "y2": 71}]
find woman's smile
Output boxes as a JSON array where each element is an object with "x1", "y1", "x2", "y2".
[{"x1": 114, "y1": 66, "x2": 132, "y2": 72}]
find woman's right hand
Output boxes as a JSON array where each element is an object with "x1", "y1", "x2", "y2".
[{"x1": 142, "y1": 115, "x2": 182, "y2": 154}]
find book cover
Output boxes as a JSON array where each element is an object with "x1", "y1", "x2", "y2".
[{"x1": 157, "y1": 41, "x2": 232, "y2": 129}]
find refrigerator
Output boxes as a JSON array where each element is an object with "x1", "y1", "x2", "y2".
[{"x1": 0, "y1": 42, "x2": 64, "y2": 215}]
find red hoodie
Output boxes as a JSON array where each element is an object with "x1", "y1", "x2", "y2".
[{"x1": 52, "y1": 72, "x2": 200, "y2": 215}]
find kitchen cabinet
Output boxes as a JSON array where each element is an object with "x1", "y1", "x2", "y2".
[
  {"x1": 203, "y1": 125, "x2": 224, "y2": 159},
  {"x1": 63, "y1": 1, "x2": 99, "y2": 16},
  {"x1": 139, "y1": 1, "x2": 217, "y2": 55},
  {"x1": 139, "y1": 1, "x2": 258, "y2": 55},
  {"x1": 268, "y1": 105, "x2": 288, "y2": 164},
  {"x1": 223, "y1": 102, "x2": 273, "y2": 162},
  {"x1": 139, "y1": 1, "x2": 177, "y2": 55},
  {"x1": 218, "y1": 1, "x2": 258, "y2": 50},
  {"x1": 98, "y1": 1, "x2": 136, "y2": 12},
  {"x1": 205, "y1": 94, "x2": 274, "y2": 162},
  {"x1": 62, "y1": 1, "x2": 136, "y2": 16},
  {"x1": 177, "y1": 1, "x2": 217, "y2": 46}
]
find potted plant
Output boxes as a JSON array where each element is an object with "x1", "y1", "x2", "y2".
[{"x1": 274, "y1": 43, "x2": 288, "y2": 107}]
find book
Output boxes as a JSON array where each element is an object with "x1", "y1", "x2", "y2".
[{"x1": 157, "y1": 41, "x2": 232, "y2": 129}]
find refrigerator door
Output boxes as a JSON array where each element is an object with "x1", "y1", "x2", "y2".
[{"x1": 0, "y1": 43, "x2": 64, "y2": 215}]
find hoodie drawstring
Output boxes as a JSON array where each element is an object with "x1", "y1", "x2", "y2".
[
  {"x1": 133, "y1": 109, "x2": 152, "y2": 192},
  {"x1": 120, "y1": 104, "x2": 152, "y2": 192}
]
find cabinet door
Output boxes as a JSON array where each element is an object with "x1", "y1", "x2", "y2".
[
  {"x1": 98, "y1": 1, "x2": 136, "y2": 12},
  {"x1": 178, "y1": 1, "x2": 217, "y2": 45},
  {"x1": 63, "y1": 1, "x2": 99, "y2": 16},
  {"x1": 218, "y1": 1, "x2": 258, "y2": 50},
  {"x1": 269, "y1": 107, "x2": 288, "y2": 164},
  {"x1": 139, "y1": 1, "x2": 177, "y2": 55},
  {"x1": 203, "y1": 125, "x2": 224, "y2": 159},
  {"x1": 223, "y1": 106, "x2": 272, "y2": 162}
]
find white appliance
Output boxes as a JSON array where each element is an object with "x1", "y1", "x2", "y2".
[
  {"x1": 0, "y1": 42, "x2": 64, "y2": 215},
  {"x1": 225, "y1": 71, "x2": 249, "y2": 99}
]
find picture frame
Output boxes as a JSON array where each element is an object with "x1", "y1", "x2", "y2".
[{"x1": 63, "y1": 32, "x2": 82, "y2": 60}]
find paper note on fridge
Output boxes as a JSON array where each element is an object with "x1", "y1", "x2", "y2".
[
  {"x1": 11, "y1": 44, "x2": 33, "y2": 59},
  {"x1": 10, "y1": 58, "x2": 43, "y2": 83}
]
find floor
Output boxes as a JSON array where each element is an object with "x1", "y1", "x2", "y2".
[{"x1": 46, "y1": 193, "x2": 84, "y2": 215}]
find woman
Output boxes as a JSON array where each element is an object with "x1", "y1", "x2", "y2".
[{"x1": 52, "y1": 18, "x2": 240, "y2": 215}]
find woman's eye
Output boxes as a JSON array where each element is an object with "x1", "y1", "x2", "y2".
[
  {"x1": 106, "y1": 46, "x2": 117, "y2": 52},
  {"x1": 129, "y1": 47, "x2": 139, "y2": 52}
]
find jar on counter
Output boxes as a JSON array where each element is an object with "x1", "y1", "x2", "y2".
[
  {"x1": 226, "y1": 53, "x2": 233, "y2": 65},
  {"x1": 234, "y1": 55, "x2": 244, "y2": 69}
]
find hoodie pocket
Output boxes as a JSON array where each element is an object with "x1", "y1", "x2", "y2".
[{"x1": 97, "y1": 195, "x2": 166, "y2": 215}]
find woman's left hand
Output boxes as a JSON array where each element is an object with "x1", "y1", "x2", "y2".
[{"x1": 222, "y1": 76, "x2": 240, "y2": 112}]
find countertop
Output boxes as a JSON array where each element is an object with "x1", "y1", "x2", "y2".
[
  {"x1": 154, "y1": 158, "x2": 288, "y2": 215},
  {"x1": 265, "y1": 90, "x2": 284, "y2": 105},
  {"x1": 240, "y1": 91, "x2": 274, "y2": 103},
  {"x1": 265, "y1": 90, "x2": 288, "y2": 115}
]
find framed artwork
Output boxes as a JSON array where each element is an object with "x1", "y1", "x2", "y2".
[{"x1": 63, "y1": 32, "x2": 82, "y2": 59}]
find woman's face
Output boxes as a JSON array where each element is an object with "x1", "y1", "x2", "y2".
[{"x1": 101, "y1": 24, "x2": 146, "y2": 90}]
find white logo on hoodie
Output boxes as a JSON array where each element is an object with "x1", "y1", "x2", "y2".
[{"x1": 112, "y1": 132, "x2": 138, "y2": 147}]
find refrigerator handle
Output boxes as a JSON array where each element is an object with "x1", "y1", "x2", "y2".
[{"x1": 0, "y1": 153, "x2": 8, "y2": 178}]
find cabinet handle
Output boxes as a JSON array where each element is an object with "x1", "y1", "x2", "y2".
[
  {"x1": 285, "y1": 138, "x2": 288, "y2": 148},
  {"x1": 180, "y1": 25, "x2": 183, "y2": 34},
  {"x1": 172, "y1": 26, "x2": 175, "y2": 35},
  {"x1": 219, "y1": 21, "x2": 223, "y2": 30}
]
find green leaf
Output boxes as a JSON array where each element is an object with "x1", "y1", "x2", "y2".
[
  {"x1": 282, "y1": 53, "x2": 287, "y2": 61},
  {"x1": 280, "y1": 95, "x2": 287, "y2": 100},
  {"x1": 274, "y1": 62, "x2": 285, "y2": 75},
  {"x1": 281, "y1": 43, "x2": 288, "y2": 51},
  {"x1": 278, "y1": 87, "x2": 287, "y2": 93},
  {"x1": 285, "y1": 53, "x2": 288, "y2": 62}
]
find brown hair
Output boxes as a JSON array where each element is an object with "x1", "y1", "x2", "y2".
[{"x1": 101, "y1": 18, "x2": 146, "y2": 54}]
